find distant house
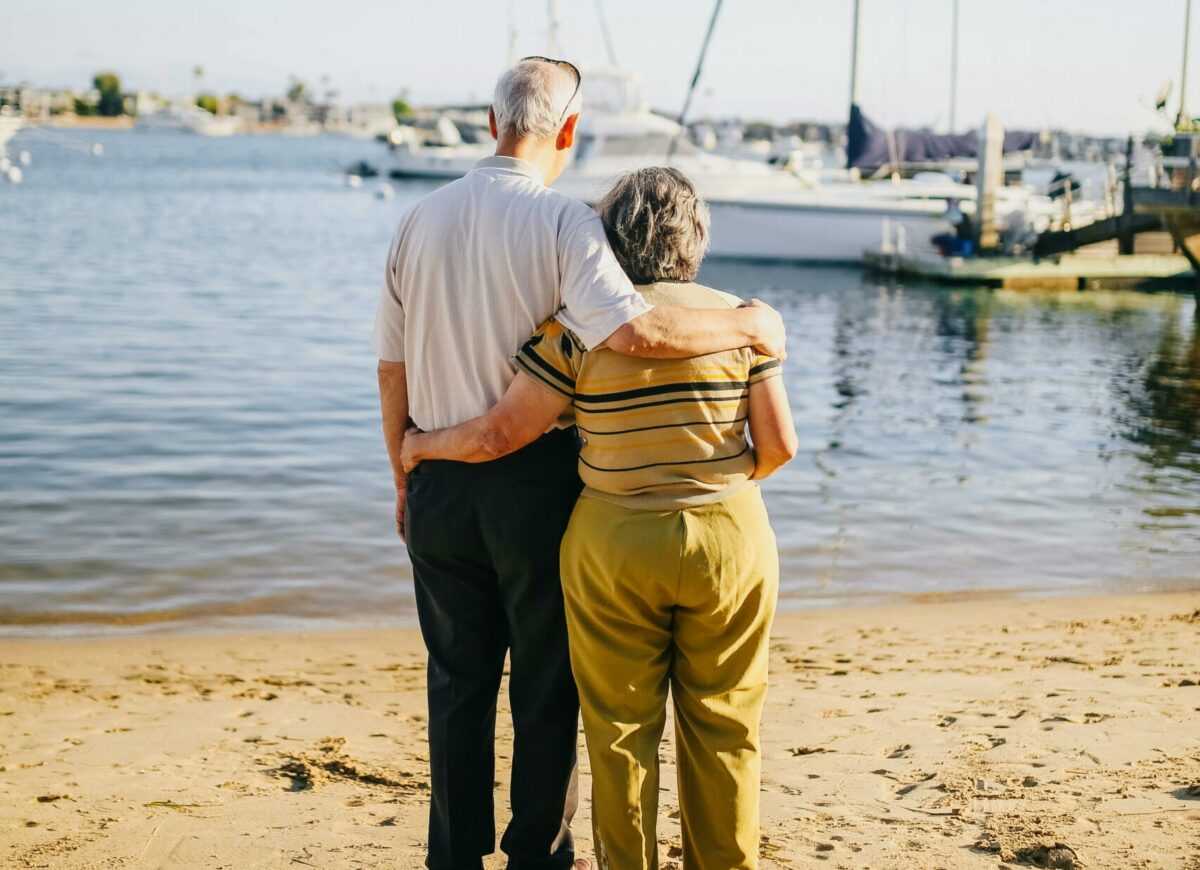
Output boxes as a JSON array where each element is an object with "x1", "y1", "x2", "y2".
[{"x1": 0, "y1": 84, "x2": 79, "y2": 120}]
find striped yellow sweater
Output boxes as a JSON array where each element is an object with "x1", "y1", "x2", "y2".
[{"x1": 514, "y1": 280, "x2": 781, "y2": 509}]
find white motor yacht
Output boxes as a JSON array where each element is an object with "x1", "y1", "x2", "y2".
[
  {"x1": 699, "y1": 173, "x2": 1099, "y2": 263},
  {"x1": 385, "y1": 71, "x2": 797, "y2": 192},
  {"x1": 136, "y1": 105, "x2": 241, "y2": 137},
  {"x1": 387, "y1": 113, "x2": 493, "y2": 178}
]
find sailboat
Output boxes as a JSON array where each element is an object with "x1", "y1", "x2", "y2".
[{"x1": 664, "y1": 0, "x2": 1096, "y2": 262}]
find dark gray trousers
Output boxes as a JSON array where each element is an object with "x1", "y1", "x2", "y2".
[{"x1": 405, "y1": 427, "x2": 583, "y2": 870}]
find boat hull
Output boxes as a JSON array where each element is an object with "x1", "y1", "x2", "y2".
[
  {"x1": 388, "y1": 146, "x2": 491, "y2": 179},
  {"x1": 705, "y1": 198, "x2": 949, "y2": 262},
  {"x1": 556, "y1": 173, "x2": 956, "y2": 263}
]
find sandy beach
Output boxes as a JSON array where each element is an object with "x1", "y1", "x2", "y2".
[{"x1": 2, "y1": 591, "x2": 1197, "y2": 869}]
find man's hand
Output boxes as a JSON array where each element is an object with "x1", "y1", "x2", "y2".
[
  {"x1": 394, "y1": 489, "x2": 408, "y2": 541},
  {"x1": 400, "y1": 426, "x2": 423, "y2": 473},
  {"x1": 742, "y1": 299, "x2": 787, "y2": 361}
]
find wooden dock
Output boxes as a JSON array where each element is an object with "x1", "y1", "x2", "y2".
[{"x1": 863, "y1": 248, "x2": 1195, "y2": 290}]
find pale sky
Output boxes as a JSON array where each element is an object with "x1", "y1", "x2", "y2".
[{"x1": 1, "y1": 0, "x2": 1194, "y2": 135}]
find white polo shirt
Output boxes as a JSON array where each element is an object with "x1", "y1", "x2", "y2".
[{"x1": 373, "y1": 156, "x2": 653, "y2": 431}]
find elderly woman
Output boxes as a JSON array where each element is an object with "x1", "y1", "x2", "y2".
[{"x1": 401, "y1": 167, "x2": 797, "y2": 869}]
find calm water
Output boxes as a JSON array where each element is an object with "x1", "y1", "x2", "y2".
[{"x1": 1, "y1": 130, "x2": 1198, "y2": 636}]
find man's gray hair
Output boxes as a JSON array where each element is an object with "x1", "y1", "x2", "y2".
[
  {"x1": 594, "y1": 167, "x2": 711, "y2": 283},
  {"x1": 492, "y1": 59, "x2": 580, "y2": 140}
]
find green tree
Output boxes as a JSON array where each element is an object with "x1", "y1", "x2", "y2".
[
  {"x1": 72, "y1": 96, "x2": 96, "y2": 116},
  {"x1": 93, "y1": 71, "x2": 123, "y2": 117},
  {"x1": 392, "y1": 97, "x2": 413, "y2": 120},
  {"x1": 286, "y1": 76, "x2": 308, "y2": 104},
  {"x1": 196, "y1": 93, "x2": 220, "y2": 115}
]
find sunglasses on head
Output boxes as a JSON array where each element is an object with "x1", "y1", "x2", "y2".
[{"x1": 520, "y1": 55, "x2": 582, "y2": 122}]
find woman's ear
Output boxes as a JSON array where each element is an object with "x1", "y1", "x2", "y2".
[{"x1": 488, "y1": 107, "x2": 499, "y2": 141}]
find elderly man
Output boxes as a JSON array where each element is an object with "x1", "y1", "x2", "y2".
[{"x1": 374, "y1": 57, "x2": 785, "y2": 870}]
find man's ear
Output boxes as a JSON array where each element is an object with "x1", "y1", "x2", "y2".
[
  {"x1": 488, "y1": 107, "x2": 499, "y2": 141},
  {"x1": 556, "y1": 113, "x2": 579, "y2": 151}
]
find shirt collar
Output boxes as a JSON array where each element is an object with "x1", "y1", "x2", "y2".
[{"x1": 473, "y1": 155, "x2": 545, "y2": 186}]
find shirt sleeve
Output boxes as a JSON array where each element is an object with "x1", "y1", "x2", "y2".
[
  {"x1": 372, "y1": 226, "x2": 406, "y2": 362},
  {"x1": 748, "y1": 353, "x2": 782, "y2": 385},
  {"x1": 513, "y1": 319, "x2": 583, "y2": 400},
  {"x1": 555, "y1": 215, "x2": 654, "y2": 351}
]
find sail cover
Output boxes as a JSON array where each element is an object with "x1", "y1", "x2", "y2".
[{"x1": 846, "y1": 104, "x2": 1040, "y2": 171}]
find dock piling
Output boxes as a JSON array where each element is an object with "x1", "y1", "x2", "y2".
[{"x1": 975, "y1": 114, "x2": 1004, "y2": 251}]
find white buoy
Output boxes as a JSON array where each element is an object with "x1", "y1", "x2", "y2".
[
  {"x1": 6, "y1": 166, "x2": 23, "y2": 184},
  {"x1": 0, "y1": 156, "x2": 10, "y2": 173},
  {"x1": 91, "y1": 143, "x2": 103, "y2": 156},
  {"x1": 18, "y1": 150, "x2": 31, "y2": 166},
  {"x1": 346, "y1": 174, "x2": 363, "y2": 188},
  {"x1": 376, "y1": 182, "x2": 395, "y2": 200}
]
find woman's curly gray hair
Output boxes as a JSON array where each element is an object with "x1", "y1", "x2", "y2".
[{"x1": 594, "y1": 167, "x2": 711, "y2": 283}]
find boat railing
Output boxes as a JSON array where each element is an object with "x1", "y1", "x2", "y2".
[{"x1": 1137, "y1": 153, "x2": 1200, "y2": 207}]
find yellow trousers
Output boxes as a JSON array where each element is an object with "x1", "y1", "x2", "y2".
[{"x1": 560, "y1": 486, "x2": 778, "y2": 870}]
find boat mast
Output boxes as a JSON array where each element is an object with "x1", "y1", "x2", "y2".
[
  {"x1": 949, "y1": 0, "x2": 959, "y2": 131},
  {"x1": 849, "y1": 0, "x2": 862, "y2": 110},
  {"x1": 508, "y1": 0, "x2": 518, "y2": 65},
  {"x1": 594, "y1": 0, "x2": 619, "y2": 67},
  {"x1": 547, "y1": 0, "x2": 561, "y2": 56},
  {"x1": 668, "y1": 0, "x2": 724, "y2": 159},
  {"x1": 1179, "y1": 0, "x2": 1193, "y2": 128}
]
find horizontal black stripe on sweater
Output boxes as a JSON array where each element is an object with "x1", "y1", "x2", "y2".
[
  {"x1": 574, "y1": 379, "x2": 750, "y2": 405},
  {"x1": 578, "y1": 415, "x2": 748, "y2": 437},
  {"x1": 579, "y1": 393, "x2": 749, "y2": 415},
  {"x1": 579, "y1": 444, "x2": 750, "y2": 474}
]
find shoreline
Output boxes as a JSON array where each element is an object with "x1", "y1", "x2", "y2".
[
  {"x1": 2, "y1": 590, "x2": 1198, "y2": 868},
  {"x1": 3, "y1": 582, "x2": 1199, "y2": 642}
]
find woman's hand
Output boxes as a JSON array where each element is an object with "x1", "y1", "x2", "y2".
[{"x1": 400, "y1": 426, "x2": 424, "y2": 473}]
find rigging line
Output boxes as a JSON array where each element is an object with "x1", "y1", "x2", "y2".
[
  {"x1": 667, "y1": 0, "x2": 724, "y2": 161},
  {"x1": 949, "y1": 0, "x2": 959, "y2": 132},
  {"x1": 593, "y1": 0, "x2": 619, "y2": 67}
]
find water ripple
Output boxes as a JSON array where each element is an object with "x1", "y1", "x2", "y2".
[{"x1": 1, "y1": 130, "x2": 1198, "y2": 635}]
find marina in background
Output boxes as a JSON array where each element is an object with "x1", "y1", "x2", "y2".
[{"x1": 0, "y1": 1, "x2": 1181, "y2": 270}]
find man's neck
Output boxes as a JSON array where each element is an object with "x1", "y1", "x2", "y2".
[{"x1": 494, "y1": 136, "x2": 557, "y2": 184}]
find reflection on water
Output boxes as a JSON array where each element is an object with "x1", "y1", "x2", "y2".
[
  {"x1": 0, "y1": 131, "x2": 1197, "y2": 636},
  {"x1": 1120, "y1": 311, "x2": 1200, "y2": 473},
  {"x1": 1114, "y1": 308, "x2": 1200, "y2": 539},
  {"x1": 700, "y1": 260, "x2": 1200, "y2": 606}
]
